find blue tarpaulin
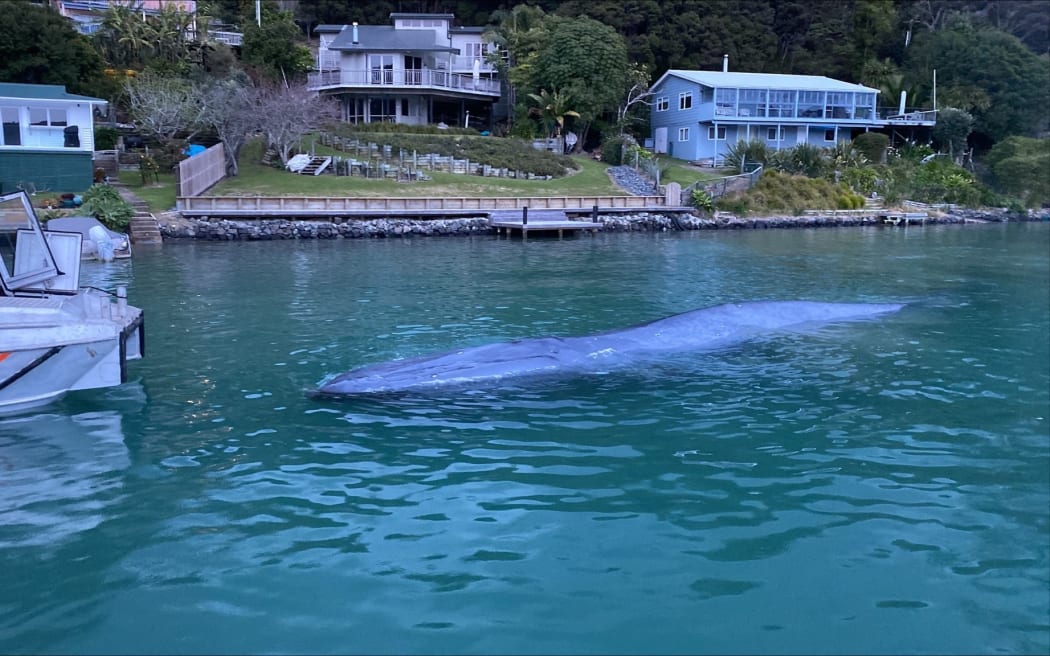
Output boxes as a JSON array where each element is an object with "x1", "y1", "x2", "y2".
[{"x1": 184, "y1": 144, "x2": 206, "y2": 157}]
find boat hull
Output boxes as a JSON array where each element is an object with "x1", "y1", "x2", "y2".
[{"x1": 0, "y1": 294, "x2": 144, "y2": 414}]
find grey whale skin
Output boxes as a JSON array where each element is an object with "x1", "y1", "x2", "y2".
[{"x1": 318, "y1": 300, "x2": 904, "y2": 395}]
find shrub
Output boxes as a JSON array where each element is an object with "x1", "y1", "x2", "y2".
[
  {"x1": 324, "y1": 127, "x2": 578, "y2": 177},
  {"x1": 95, "y1": 126, "x2": 119, "y2": 150},
  {"x1": 723, "y1": 139, "x2": 769, "y2": 172},
  {"x1": 80, "y1": 184, "x2": 134, "y2": 232},
  {"x1": 600, "y1": 135, "x2": 629, "y2": 165},
  {"x1": 690, "y1": 188, "x2": 714, "y2": 212},
  {"x1": 852, "y1": 133, "x2": 889, "y2": 164},
  {"x1": 842, "y1": 167, "x2": 878, "y2": 196}
]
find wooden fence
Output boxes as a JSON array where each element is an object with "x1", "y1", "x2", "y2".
[
  {"x1": 177, "y1": 194, "x2": 666, "y2": 216},
  {"x1": 177, "y1": 143, "x2": 226, "y2": 198}
]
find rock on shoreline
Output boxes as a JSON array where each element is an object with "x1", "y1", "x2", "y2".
[{"x1": 157, "y1": 209, "x2": 1047, "y2": 241}]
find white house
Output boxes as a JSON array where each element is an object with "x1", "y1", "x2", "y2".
[
  {"x1": 0, "y1": 82, "x2": 108, "y2": 193},
  {"x1": 307, "y1": 13, "x2": 501, "y2": 129}
]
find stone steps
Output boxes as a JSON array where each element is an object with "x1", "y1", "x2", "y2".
[{"x1": 129, "y1": 212, "x2": 163, "y2": 244}]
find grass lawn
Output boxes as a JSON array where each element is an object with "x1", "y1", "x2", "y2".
[
  {"x1": 116, "y1": 138, "x2": 729, "y2": 205},
  {"x1": 655, "y1": 156, "x2": 725, "y2": 188},
  {"x1": 118, "y1": 170, "x2": 177, "y2": 213},
  {"x1": 206, "y1": 139, "x2": 624, "y2": 198}
]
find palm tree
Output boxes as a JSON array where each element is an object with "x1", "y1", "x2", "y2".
[{"x1": 527, "y1": 89, "x2": 579, "y2": 139}]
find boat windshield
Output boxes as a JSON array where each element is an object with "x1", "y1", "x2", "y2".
[{"x1": 0, "y1": 191, "x2": 60, "y2": 293}]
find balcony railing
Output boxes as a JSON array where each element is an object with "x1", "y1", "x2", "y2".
[
  {"x1": 209, "y1": 30, "x2": 243, "y2": 46},
  {"x1": 308, "y1": 69, "x2": 500, "y2": 96}
]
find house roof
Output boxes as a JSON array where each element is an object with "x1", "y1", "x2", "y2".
[
  {"x1": 0, "y1": 82, "x2": 106, "y2": 104},
  {"x1": 655, "y1": 70, "x2": 878, "y2": 94},
  {"x1": 327, "y1": 25, "x2": 456, "y2": 52}
]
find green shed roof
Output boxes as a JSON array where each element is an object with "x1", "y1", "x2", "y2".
[{"x1": 0, "y1": 82, "x2": 106, "y2": 104}]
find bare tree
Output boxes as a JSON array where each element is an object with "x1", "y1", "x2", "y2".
[
  {"x1": 254, "y1": 80, "x2": 341, "y2": 165},
  {"x1": 199, "y1": 77, "x2": 257, "y2": 176},
  {"x1": 617, "y1": 65, "x2": 654, "y2": 136},
  {"x1": 125, "y1": 72, "x2": 207, "y2": 142}
]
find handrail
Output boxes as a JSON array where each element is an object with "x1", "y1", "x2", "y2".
[
  {"x1": 307, "y1": 69, "x2": 500, "y2": 95},
  {"x1": 176, "y1": 195, "x2": 666, "y2": 214}
]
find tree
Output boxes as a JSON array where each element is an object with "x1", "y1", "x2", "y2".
[
  {"x1": 616, "y1": 63, "x2": 653, "y2": 136},
  {"x1": 532, "y1": 16, "x2": 630, "y2": 151},
  {"x1": 932, "y1": 107, "x2": 974, "y2": 162},
  {"x1": 125, "y1": 72, "x2": 206, "y2": 142},
  {"x1": 527, "y1": 89, "x2": 579, "y2": 138},
  {"x1": 905, "y1": 25, "x2": 1050, "y2": 143},
  {"x1": 96, "y1": 5, "x2": 151, "y2": 70},
  {"x1": 241, "y1": 11, "x2": 313, "y2": 81},
  {"x1": 986, "y1": 136, "x2": 1050, "y2": 207},
  {"x1": 0, "y1": 1, "x2": 106, "y2": 95},
  {"x1": 254, "y1": 80, "x2": 341, "y2": 165},
  {"x1": 198, "y1": 76, "x2": 258, "y2": 176}
]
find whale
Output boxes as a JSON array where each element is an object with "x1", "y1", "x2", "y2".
[{"x1": 316, "y1": 300, "x2": 904, "y2": 396}]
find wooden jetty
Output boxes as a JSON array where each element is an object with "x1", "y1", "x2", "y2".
[{"x1": 488, "y1": 208, "x2": 602, "y2": 238}]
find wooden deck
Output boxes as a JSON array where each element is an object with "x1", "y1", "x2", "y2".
[{"x1": 488, "y1": 209, "x2": 602, "y2": 238}]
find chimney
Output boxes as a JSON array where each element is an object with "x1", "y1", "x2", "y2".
[
  {"x1": 352, "y1": 22, "x2": 359, "y2": 44},
  {"x1": 722, "y1": 54, "x2": 728, "y2": 73}
]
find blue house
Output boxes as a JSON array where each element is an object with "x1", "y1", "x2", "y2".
[{"x1": 649, "y1": 65, "x2": 936, "y2": 164}]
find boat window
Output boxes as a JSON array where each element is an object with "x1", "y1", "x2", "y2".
[{"x1": 0, "y1": 191, "x2": 59, "y2": 292}]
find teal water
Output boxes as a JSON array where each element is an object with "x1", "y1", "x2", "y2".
[{"x1": 1, "y1": 224, "x2": 1048, "y2": 654}]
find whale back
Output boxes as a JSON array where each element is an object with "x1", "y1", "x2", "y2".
[{"x1": 317, "y1": 301, "x2": 904, "y2": 395}]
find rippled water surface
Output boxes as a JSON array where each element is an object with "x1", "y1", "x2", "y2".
[{"x1": 1, "y1": 224, "x2": 1048, "y2": 654}]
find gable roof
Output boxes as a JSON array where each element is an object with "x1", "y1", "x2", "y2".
[
  {"x1": 327, "y1": 25, "x2": 456, "y2": 52},
  {"x1": 654, "y1": 70, "x2": 878, "y2": 94},
  {"x1": 0, "y1": 82, "x2": 106, "y2": 104}
]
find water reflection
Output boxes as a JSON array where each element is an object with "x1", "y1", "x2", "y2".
[{"x1": 0, "y1": 410, "x2": 130, "y2": 548}]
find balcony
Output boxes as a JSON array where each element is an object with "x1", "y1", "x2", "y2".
[
  {"x1": 705, "y1": 104, "x2": 879, "y2": 123},
  {"x1": 878, "y1": 109, "x2": 938, "y2": 127},
  {"x1": 308, "y1": 69, "x2": 500, "y2": 97}
]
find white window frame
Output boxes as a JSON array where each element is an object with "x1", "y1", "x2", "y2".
[
  {"x1": 708, "y1": 126, "x2": 726, "y2": 140},
  {"x1": 678, "y1": 127, "x2": 690, "y2": 141},
  {"x1": 767, "y1": 127, "x2": 785, "y2": 141},
  {"x1": 28, "y1": 107, "x2": 67, "y2": 127},
  {"x1": 824, "y1": 128, "x2": 836, "y2": 142},
  {"x1": 679, "y1": 92, "x2": 693, "y2": 110},
  {"x1": 655, "y1": 96, "x2": 669, "y2": 112},
  {"x1": 464, "y1": 42, "x2": 488, "y2": 59}
]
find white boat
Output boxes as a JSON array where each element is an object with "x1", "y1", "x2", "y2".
[
  {"x1": 0, "y1": 191, "x2": 144, "y2": 414},
  {"x1": 44, "y1": 216, "x2": 132, "y2": 260}
]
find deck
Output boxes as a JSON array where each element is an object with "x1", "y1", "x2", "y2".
[{"x1": 489, "y1": 209, "x2": 602, "y2": 238}]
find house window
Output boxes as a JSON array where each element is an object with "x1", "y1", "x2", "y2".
[
  {"x1": 1, "y1": 107, "x2": 20, "y2": 146},
  {"x1": 738, "y1": 88, "x2": 767, "y2": 117},
  {"x1": 767, "y1": 127, "x2": 785, "y2": 140},
  {"x1": 369, "y1": 55, "x2": 394, "y2": 84},
  {"x1": 655, "y1": 96, "x2": 668, "y2": 111},
  {"x1": 824, "y1": 129, "x2": 836, "y2": 142},
  {"x1": 464, "y1": 42, "x2": 488, "y2": 59},
  {"x1": 708, "y1": 126, "x2": 726, "y2": 140},
  {"x1": 26, "y1": 107, "x2": 67, "y2": 127},
  {"x1": 679, "y1": 92, "x2": 692, "y2": 110},
  {"x1": 369, "y1": 98, "x2": 396, "y2": 123},
  {"x1": 714, "y1": 87, "x2": 737, "y2": 116},
  {"x1": 798, "y1": 90, "x2": 823, "y2": 118},
  {"x1": 346, "y1": 98, "x2": 365, "y2": 124},
  {"x1": 678, "y1": 127, "x2": 689, "y2": 141}
]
